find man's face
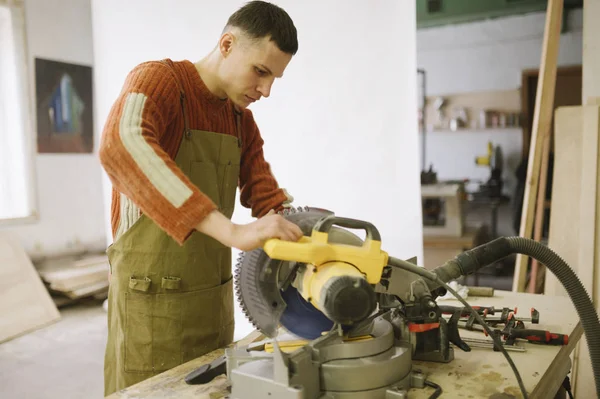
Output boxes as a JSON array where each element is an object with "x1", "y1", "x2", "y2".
[{"x1": 220, "y1": 33, "x2": 293, "y2": 108}]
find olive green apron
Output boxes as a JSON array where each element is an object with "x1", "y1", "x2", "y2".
[{"x1": 103, "y1": 65, "x2": 241, "y2": 396}]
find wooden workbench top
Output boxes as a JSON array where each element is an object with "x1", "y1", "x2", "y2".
[
  {"x1": 106, "y1": 291, "x2": 584, "y2": 399},
  {"x1": 410, "y1": 290, "x2": 583, "y2": 398}
]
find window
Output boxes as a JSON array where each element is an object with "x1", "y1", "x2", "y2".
[{"x1": 0, "y1": 0, "x2": 36, "y2": 223}]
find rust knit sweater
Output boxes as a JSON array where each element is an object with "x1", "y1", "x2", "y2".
[{"x1": 99, "y1": 59, "x2": 292, "y2": 245}]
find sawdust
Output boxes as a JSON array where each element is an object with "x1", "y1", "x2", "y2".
[
  {"x1": 475, "y1": 371, "x2": 506, "y2": 397},
  {"x1": 504, "y1": 386, "x2": 524, "y2": 398},
  {"x1": 480, "y1": 371, "x2": 504, "y2": 383},
  {"x1": 532, "y1": 371, "x2": 540, "y2": 378},
  {"x1": 483, "y1": 384, "x2": 502, "y2": 397},
  {"x1": 454, "y1": 371, "x2": 474, "y2": 380},
  {"x1": 454, "y1": 383, "x2": 464, "y2": 390},
  {"x1": 483, "y1": 364, "x2": 493, "y2": 369},
  {"x1": 489, "y1": 394, "x2": 518, "y2": 399}
]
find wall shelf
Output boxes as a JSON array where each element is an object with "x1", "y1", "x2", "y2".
[
  {"x1": 421, "y1": 89, "x2": 522, "y2": 132},
  {"x1": 426, "y1": 127, "x2": 522, "y2": 133}
]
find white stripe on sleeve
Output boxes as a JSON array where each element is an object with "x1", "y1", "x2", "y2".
[{"x1": 119, "y1": 93, "x2": 192, "y2": 208}]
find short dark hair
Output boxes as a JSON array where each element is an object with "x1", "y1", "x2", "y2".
[{"x1": 225, "y1": 1, "x2": 298, "y2": 55}]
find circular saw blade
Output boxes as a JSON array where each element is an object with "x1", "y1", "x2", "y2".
[{"x1": 234, "y1": 207, "x2": 364, "y2": 339}]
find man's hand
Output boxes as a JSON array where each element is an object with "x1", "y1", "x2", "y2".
[{"x1": 196, "y1": 210, "x2": 303, "y2": 251}]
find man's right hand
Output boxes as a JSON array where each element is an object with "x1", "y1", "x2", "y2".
[{"x1": 196, "y1": 209, "x2": 303, "y2": 251}]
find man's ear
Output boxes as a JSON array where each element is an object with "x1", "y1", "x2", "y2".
[{"x1": 219, "y1": 32, "x2": 235, "y2": 58}]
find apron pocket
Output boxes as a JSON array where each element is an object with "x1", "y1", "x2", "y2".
[
  {"x1": 189, "y1": 161, "x2": 221, "y2": 208},
  {"x1": 219, "y1": 277, "x2": 235, "y2": 345},
  {"x1": 129, "y1": 276, "x2": 151, "y2": 292},
  {"x1": 162, "y1": 276, "x2": 181, "y2": 290},
  {"x1": 125, "y1": 282, "x2": 228, "y2": 372},
  {"x1": 125, "y1": 291, "x2": 182, "y2": 373},
  {"x1": 180, "y1": 279, "x2": 232, "y2": 362}
]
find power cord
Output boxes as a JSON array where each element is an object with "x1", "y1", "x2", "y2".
[
  {"x1": 388, "y1": 256, "x2": 529, "y2": 399},
  {"x1": 425, "y1": 379, "x2": 442, "y2": 399},
  {"x1": 563, "y1": 375, "x2": 574, "y2": 399}
]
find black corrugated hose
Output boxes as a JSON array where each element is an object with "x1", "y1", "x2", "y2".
[{"x1": 505, "y1": 237, "x2": 600, "y2": 398}]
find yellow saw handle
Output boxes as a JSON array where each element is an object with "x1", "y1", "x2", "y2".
[{"x1": 263, "y1": 215, "x2": 389, "y2": 285}]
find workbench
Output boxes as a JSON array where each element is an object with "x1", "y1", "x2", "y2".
[{"x1": 105, "y1": 290, "x2": 583, "y2": 399}]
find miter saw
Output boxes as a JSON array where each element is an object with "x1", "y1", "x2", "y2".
[{"x1": 187, "y1": 207, "x2": 600, "y2": 399}]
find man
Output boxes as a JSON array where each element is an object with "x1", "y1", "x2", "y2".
[{"x1": 98, "y1": 1, "x2": 303, "y2": 394}]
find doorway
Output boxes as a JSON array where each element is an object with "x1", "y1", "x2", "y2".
[
  {"x1": 521, "y1": 65, "x2": 583, "y2": 157},
  {"x1": 513, "y1": 65, "x2": 582, "y2": 237}
]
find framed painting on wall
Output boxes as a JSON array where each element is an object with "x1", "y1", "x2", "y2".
[{"x1": 34, "y1": 58, "x2": 94, "y2": 153}]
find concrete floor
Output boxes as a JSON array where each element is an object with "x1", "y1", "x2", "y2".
[{"x1": 0, "y1": 300, "x2": 107, "y2": 399}]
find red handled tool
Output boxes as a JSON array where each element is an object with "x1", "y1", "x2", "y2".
[{"x1": 506, "y1": 327, "x2": 568, "y2": 346}]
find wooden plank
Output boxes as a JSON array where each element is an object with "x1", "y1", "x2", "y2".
[
  {"x1": 545, "y1": 107, "x2": 584, "y2": 296},
  {"x1": 545, "y1": 105, "x2": 600, "y2": 396},
  {"x1": 573, "y1": 105, "x2": 600, "y2": 397},
  {"x1": 63, "y1": 280, "x2": 109, "y2": 299},
  {"x1": 528, "y1": 133, "x2": 551, "y2": 293},
  {"x1": 545, "y1": 106, "x2": 599, "y2": 296},
  {"x1": 513, "y1": 0, "x2": 564, "y2": 292},
  {"x1": 41, "y1": 263, "x2": 107, "y2": 292},
  {"x1": 0, "y1": 233, "x2": 61, "y2": 343},
  {"x1": 234, "y1": 329, "x2": 265, "y2": 349},
  {"x1": 593, "y1": 101, "x2": 600, "y2": 399},
  {"x1": 583, "y1": 0, "x2": 600, "y2": 103},
  {"x1": 577, "y1": 106, "x2": 599, "y2": 295}
]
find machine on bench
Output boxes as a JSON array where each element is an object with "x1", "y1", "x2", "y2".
[{"x1": 186, "y1": 207, "x2": 600, "y2": 399}]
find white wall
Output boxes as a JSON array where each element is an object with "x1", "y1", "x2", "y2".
[
  {"x1": 0, "y1": 0, "x2": 106, "y2": 256},
  {"x1": 91, "y1": 0, "x2": 421, "y2": 340},
  {"x1": 418, "y1": 9, "x2": 583, "y2": 95},
  {"x1": 417, "y1": 9, "x2": 583, "y2": 201}
]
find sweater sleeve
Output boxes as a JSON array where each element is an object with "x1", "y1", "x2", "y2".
[
  {"x1": 238, "y1": 112, "x2": 293, "y2": 217},
  {"x1": 99, "y1": 61, "x2": 217, "y2": 245}
]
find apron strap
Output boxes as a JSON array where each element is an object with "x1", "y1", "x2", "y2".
[
  {"x1": 159, "y1": 59, "x2": 241, "y2": 147},
  {"x1": 159, "y1": 59, "x2": 190, "y2": 135},
  {"x1": 233, "y1": 106, "x2": 243, "y2": 148}
]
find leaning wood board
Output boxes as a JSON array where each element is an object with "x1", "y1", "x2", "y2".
[
  {"x1": 0, "y1": 233, "x2": 60, "y2": 343},
  {"x1": 545, "y1": 105, "x2": 600, "y2": 397},
  {"x1": 106, "y1": 291, "x2": 582, "y2": 399},
  {"x1": 513, "y1": 0, "x2": 564, "y2": 292}
]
